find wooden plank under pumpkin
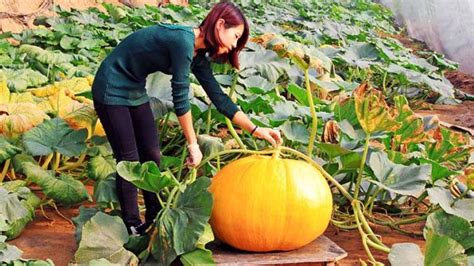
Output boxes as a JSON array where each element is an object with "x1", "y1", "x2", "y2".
[{"x1": 208, "y1": 236, "x2": 347, "y2": 265}]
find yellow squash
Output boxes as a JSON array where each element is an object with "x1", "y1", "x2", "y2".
[{"x1": 210, "y1": 155, "x2": 333, "y2": 252}]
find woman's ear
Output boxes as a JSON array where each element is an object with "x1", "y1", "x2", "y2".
[{"x1": 216, "y1": 18, "x2": 225, "y2": 30}]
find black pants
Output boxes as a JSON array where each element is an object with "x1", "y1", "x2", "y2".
[{"x1": 93, "y1": 99, "x2": 161, "y2": 229}]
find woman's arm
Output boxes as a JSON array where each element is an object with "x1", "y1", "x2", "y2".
[
  {"x1": 232, "y1": 111, "x2": 282, "y2": 146},
  {"x1": 177, "y1": 111, "x2": 197, "y2": 145}
]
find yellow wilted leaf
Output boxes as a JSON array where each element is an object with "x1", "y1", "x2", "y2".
[
  {"x1": 0, "y1": 80, "x2": 10, "y2": 104},
  {"x1": 391, "y1": 95, "x2": 430, "y2": 145},
  {"x1": 354, "y1": 83, "x2": 401, "y2": 135},
  {"x1": 0, "y1": 102, "x2": 49, "y2": 137},
  {"x1": 29, "y1": 77, "x2": 91, "y2": 97},
  {"x1": 29, "y1": 84, "x2": 60, "y2": 97},
  {"x1": 86, "y1": 75, "x2": 94, "y2": 86},
  {"x1": 38, "y1": 88, "x2": 86, "y2": 118},
  {"x1": 93, "y1": 119, "x2": 106, "y2": 137}
]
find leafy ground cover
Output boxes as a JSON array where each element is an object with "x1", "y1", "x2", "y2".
[{"x1": 1, "y1": 1, "x2": 473, "y2": 265}]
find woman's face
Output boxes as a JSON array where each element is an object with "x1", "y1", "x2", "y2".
[{"x1": 216, "y1": 19, "x2": 244, "y2": 55}]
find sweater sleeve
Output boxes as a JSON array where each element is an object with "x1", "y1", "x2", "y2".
[
  {"x1": 169, "y1": 34, "x2": 193, "y2": 116},
  {"x1": 191, "y1": 57, "x2": 240, "y2": 120}
]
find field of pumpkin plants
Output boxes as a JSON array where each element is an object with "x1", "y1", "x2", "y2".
[{"x1": 0, "y1": 0, "x2": 473, "y2": 265}]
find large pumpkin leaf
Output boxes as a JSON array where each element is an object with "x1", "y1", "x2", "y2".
[
  {"x1": 22, "y1": 117, "x2": 88, "y2": 157},
  {"x1": 74, "y1": 212, "x2": 138, "y2": 265},
  {"x1": 425, "y1": 210, "x2": 474, "y2": 250},
  {"x1": 0, "y1": 235, "x2": 22, "y2": 263},
  {"x1": 0, "y1": 69, "x2": 48, "y2": 92},
  {"x1": 87, "y1": 155, "x2": 116, "y2": 181},
  {"x1": 29, "y1": 77, "x2": 91, "y2": 97},
  {"x1": 388, "y1": 243, "x2": 424, "y2": 266},
  {"x1": 197, "y1": 135, "x2": 224, "y2": 157},
  {"x1": 38, "y1": 89, "x2": 87, "y2": 119},
  {"x1": 14, "y1": 156, "x2": 90, "y2": 206},
  {"x1": 280, "y1": 120, "x2": 310, "y2": 144},
  {"x1": 417, "y1": 158, "x2": 459, "y2": 182},
  {"x1": 0, "y1": 102, "x2": 49, "y2": 137},
  {"x1": 180, "y1": 223, "x2": 215, "y2": 265},
  {"x1": 71, "y1": 206, "x2": 99, "y2": 244},
  {"x1": 0, "y1": 137, "x2": 21, "y2": 163},
  {"x1": 0, "y1": 188, "x2": 34, "y2": 240},
  {"x1": 93, "y1": 174, "x2": 119, "y2": 209},
  {"x1": 152, "y1": 177, "x2": 213, "y2": 264},
  {"x1": 425, "y1": 127, "x2": 470, "y2": 163},
  {"x1": 386, "y1": 64, "x2": 455, "y2": 98},
  {"x1": 367, "y1": 151, "x2": 431, "y2": 197},
  {"x1": 239, "y1": 49, "x2": 290, "y2": 82},
  {"x1": 338, "y1": 42, "x2": 380, "y2": 68},
  {"x1": 116, "y1": 161, "x2": 178, "y2": 193},
  {"x1": 427, "y1": 187, "x2": 474, "y2": 222},
  {"x1": 64, "y1": 105, "x2": 97, "y2": 138},
  {"x1": 0, "y1": 80, "x2": 35, "y2": 105},
  {"x1": 354, "y1": 83, "x2": 400, "y2": 135},
  {"x1": 392, "y1": 95, "x2": 429, "y2": 145},
  {"x1": 255, "y1": 33, "x2": 331, "y2": 72},
  {"x1": 424, "y1": 231, "x2": 467, "y2": 266}
]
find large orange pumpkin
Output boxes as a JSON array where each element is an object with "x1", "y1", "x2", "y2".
[{"x1": 209, "y1": 154, "x2": 333, "y2": 252}]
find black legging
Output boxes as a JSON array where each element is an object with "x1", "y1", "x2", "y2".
[{"x1": 93, "y1": 99, "x2": 161, "y2": 229}]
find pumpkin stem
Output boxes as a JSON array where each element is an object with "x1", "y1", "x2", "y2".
[{"x1": 271, "y1": 146, "x2": 281, "y2": 159}]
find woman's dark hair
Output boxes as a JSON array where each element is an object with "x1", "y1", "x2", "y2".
[{"x1": 199, "y1": 1, "x2": 249, "y2": 69}]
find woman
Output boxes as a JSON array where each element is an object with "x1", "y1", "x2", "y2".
[{"x1": 92, "y1": 1, "x2": 282, "y2": 235}]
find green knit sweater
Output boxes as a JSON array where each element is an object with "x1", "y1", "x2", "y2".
[{"x1": 91, "y1": 23, "x2": 239, "y2": 119}]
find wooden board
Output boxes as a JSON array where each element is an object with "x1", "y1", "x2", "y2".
[{"x1": 208, "y1": 236, "x2": 347, "y2": 265}]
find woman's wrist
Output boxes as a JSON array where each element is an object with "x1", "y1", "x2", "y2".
[{"x1": 250, "y1": 125, "x2": 259, "y2": 135}]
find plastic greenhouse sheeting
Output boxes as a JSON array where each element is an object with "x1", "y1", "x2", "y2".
[{"x1": 378, "y1": 0, "x2": 474, "y2": 75}]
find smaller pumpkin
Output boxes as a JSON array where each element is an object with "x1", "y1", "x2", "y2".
[{"x1": 210, "y1": 154, "x2": 333, "y2": 252}]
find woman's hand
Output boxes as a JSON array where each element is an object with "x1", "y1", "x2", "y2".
[
  {"x1": 252, "y1": 127, "x2": 282, "y2": 147},
  {"x1": 186, "y1": 143, "x2": 203, "y2": 167}
]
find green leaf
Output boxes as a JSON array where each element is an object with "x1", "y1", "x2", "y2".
[
  {"x1": 280, "y1": 120, "x2": 309, "y2": 144},
  {"x1": 0, "y1": 235, "x2": 23, "y2": 263},
  {"x1": 116, "y1": 161, "x2": 178, "y2": 193},
  {"x1": 87, "y1": 155, "x2": 116, "y2": 181},
  {"x1": 417, "y1": 158, "x2": 458, "y2": 182},
  {"x1": 338, "y1": 42, "x2": 380, "y2": 68},
  {"x1": 152, "y1": 211, "x2": 177, "y2": 265},
  {"x1": 172, "y1": 177, "x2": 213, "y2": 254},
  {"x1": 71, "y1": 206, "x2": 99, "y2": 245},
  {"x1": 286, "y1": 83, "x2": 308, "y2": 106},
  {"x1": 152, "y1": 178, "x2": 213, "y2": 264},
  {"x1": 333, "y1": 98, "x2": 360, "y2": 126},
  {"x1": 388, "y1": 243, "x2": 424, "y2": 266},
  {"x1": 0, "y1": 188, "x2": 34, "y2": 240},
  {"x1": 425, "y1": 210, "x2": 474, "y2": 250},
  {"x1": 367, "y1": 151, "x2": 431, "y2": 197},
  {"x1": 93, "y1": 174, "x2": 119, "y2": 209},
  {"x1": 16, "y1": 158, "x2": 90, "y2": 206},
  {"x1": 239, "y1": 49, "x2": 290, "y2": 82},
  {"x1": 240, "y1": 75, "x2": 274, "y2": 93},
  {"x1": 0, "y1": 137, "x2": 21, "y2": 163},
  {"x1": 424, "y1": 231, "x2": 467, "y2": 266},
  {"x1": 60, "y1": 35, "x2": 80, "y2": 50},
  {"x1": 197, "y1": 135, "x2": 224, "y2": 157},
  {"x1": 23, "y1": 118, "x2": 88, "y2": 157},
  {"x1": 315, "y1": 142, "x2": 351, "y2": 158},
  {"x1": 180, "y1": 248, "x2": 215, "y2": 266},
  {"x1": 0, "y1": 69, "x2": 48, "y2": 92},
  {"x1": 74, "y1": 212, "x2": 138, "y2": 265},
  {"x1": 427, "y1": 187, "x2": 474, "y2": 222}
]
